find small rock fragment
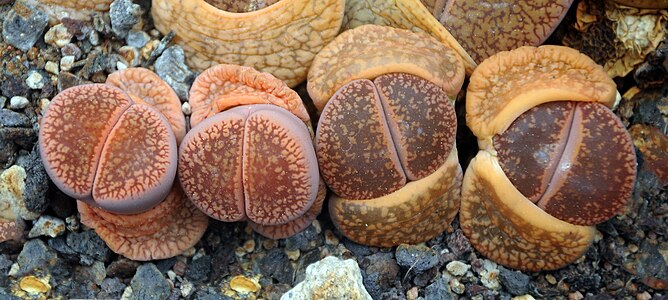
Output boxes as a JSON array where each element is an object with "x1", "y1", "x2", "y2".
[
  {"x1": 499, "y1": 266, "x2": 530, "y2": 296},
  {"x1": 60, "y1": 56, "x2": 75, "y2": 72},
  {"x1": 26, "y1": 71, "x2": 44, "y2": 89},
  {"x1": 44, "y1": 24, "x2": 73, "y2": 48},
  {"x1": 66, "y1": 230, "x2": 111, "y2": 263},
  {"x1": 2, "y1": 2, "x2": 49, "y2": 52},
  {"x1": 16, "y1": 239, "x2": 58, "y2": 276},
  {"x1": 45, "y1": 62, "x2": 59, "y2": 75},
  {"x1": 446, "y1": 261, "x2": 470, "y2": 276},
  {"x1": 61, "y1": 44, "x2": 82, "y2": 60},
  {"x1": 395, "y1": 244, "x2": 439, "y2": 273},
  {"x1": 480, "y1": 260, "x2": 500, "y2": 290},
  {"x1": 99, "y1": 278, "x2": 126, "y2": 299},
  {"x1": 185, "y1": 255, "x2": 211, "y2": 283},
  {"x1": 130, "y1": 264, "x2": 171, "y2": 300},
  {"x1": 425, "y1": 275, "x2": 456, "y2": 300},
  {"x1": 28, "y1": 215, "x2": 65, "y2": 238},
  {"x1": 118, "y1": 46, "x2": 140, "y2": 67},
  {"x1": 181, "y1": 102, "x2": 191, "y2": 115},
  {"x1": 0, "y1": 110, "x2": 30, "y2": 127},
  {"x1": 19, "y1": 275, "x2": 51, "y2": 295},
  {"x1": 155, "y1": 46, "x2": 195, "y2": 101},
  {"x1": 230, "y1": 275, "x2": 260, "y2": 293},
  {"x1": 281, "y1": 256, "x2": 372, "y2": 300},
  {"x1": 110, "y1": 0, "x2": 141, "y2": 39},
  {"x1": 0, "y1": 97, "x2": 6, "y2": 108},
  {"x1": 180, "y1": 279, "x2": 194, "y2": 297},
  {"x1": 512, "y1": 295, "x2": 536, "y2": 300},
  {"x1": 260, "y1": 249, "x2": 294, "y2": 285},
  {"x1": 9, "y1": 97, "x2": 29, "y2": 110},
  {"x1": 127, "y1": 30, "x2": 150, "y2": 48},
  {"x1": 449, "y1": 277, "x2": 465, "y2": 294}
]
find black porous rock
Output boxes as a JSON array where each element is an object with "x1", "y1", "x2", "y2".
[
  {"x1": 66, "y1": 230, "x2": 111, "y2": 264},
  {"x1": 395, "y1": 244, "x2": 439, "y2": 274},
  {"x1": 130, "y1": 263, "x2": 171, "y2": 300},
  {"x1": 424, "y1": 275, "x2": 456, "y2": 300},
  {"x1": 498, "y1": 266, "x2": 530, "y2": 296},
  {"x1": 1, "y1": 2, "x2": 48, "y2": 52},
  {"x1": 186, "y1": 255, "x2": 212, "y2": 283},
  {"x1": 16, "y1": 239, "x2": 58, "y2": 276},
  {"x1": 259, "y1": 248, "x2": 294, "y2": 285}
]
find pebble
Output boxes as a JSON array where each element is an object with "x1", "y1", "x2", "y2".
[
  {"x1": 512, "y1": 295, "x2": 535, "y2": 300},
  {"x1": 446, "y1": 261, "x2": 470, "y2": 276},
  {"x1": 243, "y1": 239, "x2": 255, "y2": 253},
  {"x1": 44, "y1": 24, "x2": 73, "y2": 48},
  {"x1": 180, "y1": 280, "x2": 194, "y2": 297},
  {"x1": 99, "y1": 278, "x2": 126, "y2": 299},
  {"x1": 181, "y1": 102, "x2": 191, "y2": 116},
  {"x1": 184, "y1": 255, "x2": 211, "y2": 283},
  {"x1": 127, "y1": 30, "x2": 151, "y2": 48},
  {"x1": 0, "y1": 109, "x2": 30, "y2": 127},
  {"x1": 0, "y1": 97, "x2": 6, "y2": 109},
  {"x1": 0, "y1": 165, "x2": 29, "y2": 222},
  {"x1": 45, "y1": 62, "x2": 59, "y2": 75},
  {"x1": 89, "y1": 31, "x2": 100, "y2": 46},
  {"x1": 281, "y1": 256, "x2": 371, "y2": 300},
  {"x1": 130, "y1": 264, "x2": 171, "y2": 300},
  {"x1": 395, "y1": 244, "x2": 439, "y2": 273},
  {"x1": 259, "y1": 249, "x2": 294, "y2": 285},
  {"x1": 324, "y1": 230, "x2": 339, "y2": 246},
  {"x1": 28, "y1": 215, "x2": 65, "y2": 238},
  {"x1": 19, "y1": 275, "x2": 51, "y2": 295},
  {"x1": 110, "y1": 0, "x2": 142, "y2": 39},
  {"x1": 230, "y1": 275, "x2": 260, "y2": 293},
  {"x1": 61, "y1": 44, "x2": 83, "y2": 60},
  {"x1": 9, "y1": 97, "x2": 29, "y2": 110},
  {"x1": 15, "y1": 150, "x2": 50, "y2": 218},
  {"x1": 480, "y1": 260, "x2": 500, "y2": 290},
  {"x1": 26, "y1": 71, "x2": 44, "y2": 89},
  {"x1": 447, "y1": 229, "x2": 473, "y2": 258},
  {"x1": 1, "y1": 75, "x2": 29, "y2": 99},
  {"x1": 545, "y1": 274, "x2": 557, "y2": 285},
  {"x1": 498, "y1": 266, "x2": 530, "y2": 296},
  {"x1": 568, "y1": 291, "x2": 584, "y2": 300},
  {"x1": 15, "y1": 239, "x2": 58, "y2": 276},
  {"x1": 406, "y1": 287, "x2": 418, "y2": 300},
  {"x1": 424, "y1": 275, "x2": 455, "y2": 300},
  {"x1": 636, "y1": 291, "x2": 651, "y2": 300},
  {"x1": 362, "y1": 252, "x2": 398, "y2": 299},
  {"x1": 155, "y1": 46, "x2": 195, "y2": 101},
  {"x1": 286, "y1": 249, "x2": 300, "y2": 261},
  {"x1": 117, "y1": 61, "x2": 128, "y2": 70},
  {"x1": 2, "y1": 2, "x2": 49, "y2": 52},
  {"x1": 60, "y1": 56, "x2": 75, "y2": 72},
  {"x1": 449, "y1": 277, "x2": 465, "y2": 294},
  {"x1": 118, "y1": 46, "x2": 140, "y2": 67},
  {"x1": 66, "y1": 230, "x2": 111, "y2": 264}
]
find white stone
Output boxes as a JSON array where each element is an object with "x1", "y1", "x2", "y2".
[
  {"x1": 281, "y1": 256, "x2": 372, "y2": 300},
  {"x1": 60, "y1": 56, "x2": 75, "y2": 72},
  {"x1": 512, "y1": 295, "x2": 536, "y2": 300},
  {"x1": 28, "y1": 215, "x2": 66, "y2": 238},
  {"x1": 446, "y1": 261, "x2": 470, "y2": 276},
  {"x1": 26, "y1": 71, "x2": 44, "y2": 89},
  {"x1": 45, "y1": 61, "x2": 59, "y2": 75},
  {"x1": 116, "y1": 61, "x2": 128, "y2": 70},
  {"x1": 480, "y1": 260, "x2": 500, "y2": 290},
  {"x1": 180, "y1": 280, "x2": 194, "y2": 297},
  {"x1": 44, "y1": 24, "x2": 73, "y2": 48},
  {"x1": 181, "y1": 102, "x2": 191, "y2": 115},
  {"x1": 9, "y1": 96, "x2": 29, "y2": 110}
]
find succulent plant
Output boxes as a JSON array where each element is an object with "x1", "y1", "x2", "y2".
[
  {"x1": 460, "y1": 45, "x2": 637, "y2": 271},
  {"x1": 179, "y1": 64, "x2": 322, "y2": 239},
  {"x1": 39, "y1": 83, "x2": 178, "y2": 214},
  {"x1": 309, "y1": 25, "x2": 464, "y2": 247},
  {"x1": 150, "y1": 0, "x2": 346, "y2": 87}
]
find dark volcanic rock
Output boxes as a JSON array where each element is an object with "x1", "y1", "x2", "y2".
[
  {"x1": 284, "y1": 225, "x2": 320, "y2": 252},
  {"x1": 66, "y1": 230, "x2": 111, "y2": 264},
  {"x1": 425, "y1": 276, "x2": 456, "y2": 300},
  {"x1": 0, "y1": 109, "x2": 30, "y2": 127},
  {"x1": 186, "y1": 255, "x2": 212, "y2": 283},
  {"x1": 2, "y1": 2, "x2": 48, "y2": 52},
  {"x1": 259, "y1": 248, "x2": 294, "y2": 285},
  {"x1": 109, "y1": 0, "x2": 141, "y2": 39},
  {"x1": 16, "y1": 148, "x2": 49, "y2": 215},
  {"x1": 130, "y1": 263, "x2": 171, "y2": 300},
  {"x1": 362, "y1": 252, "x2": 399, "y2": 298},
  {"x1": 16, "y1": 239, "x2": 58, "y2": 276},
  {"x1": 395, "y1": 244, "x2": 439, "y2": 273},
  {"x1": 447, "y1": 229, "x2": 473, "y2": 259},
  {"x1": 154, "y1": 46, "x2": 195, "y2": 101},
  {"x1": 98, "y1": 277, "x2": 126, "y2": 299},
  {"x1": 499, "y1": 266, "x2": 530, "y2": 296}
]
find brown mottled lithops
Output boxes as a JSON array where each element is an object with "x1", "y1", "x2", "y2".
[
  {"x1": 426, "y1": 0, "x2": 574, "y2": 63},
  {"x1": 461, "y1": 45, "x2": 637, "y2": 271},
  {"x1": 39, "y1": 84, "x2": 178, "y2": 214},
  {"x1": 151, "y1": 0, "x2": 345, "y2": 87},
  {"x1": 179, "y1": 64, "x2": 322, "y2": 239},
  {"x1": 311, "y1": 25, "x2": 464, "y2": 247}
]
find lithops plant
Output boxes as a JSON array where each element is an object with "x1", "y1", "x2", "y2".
[
  {"x1": 78, "y1": 184, "x2": 209, "y2": 260},
  {"x1": 106, "y1": 68, "x2": 186, "y2": 144},
  {"x1": 310, "y1": 25, "x2": 464, "y2": 247},
  {"x1": 179, "y1": 64, "x2": 323, "y2": 239},
  {"x1": 425, "y1": 0, "x2": 574, "y2": 63},
  {"x1": 39, "y1": 83, "x2": 178, "y2": 214},
  {"x1": 461, "y1": 45, "x2": 637, "y2": 271},
  {"x1": 342, "y1": 0, "x2": 476, "y2": 74},
  {"x1": 151, "y1": 0, "x2": 345, "y2": 87}
]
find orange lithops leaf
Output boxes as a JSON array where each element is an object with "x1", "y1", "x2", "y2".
[
  {"x1": 106, "y1": 68, "x2": 186, "y2": 144},
  {"x1": 79, "y1": 185, "x2": 208, "y2": 261},
  {"x1": 467, "y1": 45, "x2": 618, "y2": 140},
  {"x1": 461, "y1": 46, "x2": 636, "y2": 271},
  {"x1": 39, "y1": 84, "x2": 178, "y2": 214},
  {"x1": 151, "y1": 0, "x2": 345, "y2": 87},
  {"x1": 188, "y1": 64, "x2": 309, "y2": 129},
  {"x1": 308, "y1": 25, "x2": 465, "y2": 112}
]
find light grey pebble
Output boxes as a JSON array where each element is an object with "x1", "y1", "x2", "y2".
[
  {"x1": 155, "y1": 46, "x2": 195, "y2": 101},
  {"x1": 26, "y1": 71, "x2": 44, "y2": 89},
  {"x1": 110, "y1": 0, "x2": 141, "y2": 39},
  {"x1": 45, "y1": 61, "x2": 59, "y2": 75},
  {"x1": 127, "y1": 30, "x2": 150, "y2": 48},
  {"x1": 0, "y1": 96, "x2": 6, "y2": 109},
  {"x1": 2, "y1": 2, "x2": 49, "y2": 52},
  {"x1": 9, "y1": 96, "x2": 29, "y2": 110},
  {"x1": 61, "y1": 56, "x2": 75, "y2": 72},
  {"x1": 446, "y1": 261, "x2": 470, "y2": 277}
]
